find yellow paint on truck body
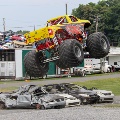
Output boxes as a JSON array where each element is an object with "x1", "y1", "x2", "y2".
[{"x1": 24, "y1": 15, "x2": 91, "y2": 45}]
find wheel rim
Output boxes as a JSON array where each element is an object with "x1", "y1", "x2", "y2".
[
  {"x1": 75, "y1": 46, "x2": 81, "y2": 57},
  {"x1": 101, "y1": 38, "x2": 107, "y2": 49}
]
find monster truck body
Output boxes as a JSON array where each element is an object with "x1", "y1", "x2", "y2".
[
  {"x1": 24, "y1": 15, "x2": 110, "y2": 77},
  {"x1": 24, "y1": 15, "x2": 90, "y2": 51}
]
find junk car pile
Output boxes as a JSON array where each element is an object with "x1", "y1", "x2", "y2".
[{"x1": 0, "y1": 83, "x2": 114, "y2": 110}]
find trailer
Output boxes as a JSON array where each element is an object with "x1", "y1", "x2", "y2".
[
  {"x1": 107, "y1": 47, "x2": 120, "y2": 71},
  {"x1": 108, "y1": 56, "x2": 120, "y2": 71},
  {"x1": 74, "y1": 58, "x2": 111, "y2": 76}
]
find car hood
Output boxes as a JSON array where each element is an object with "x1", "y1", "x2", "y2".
[
  {"x1": 40, "y1": 94, "x2": 64, "y2": 102},
  {"x1": 92, "y1": 90, "x2": 112, "y2": 94},
  {"x1": 0, "y1": 93, "x2": 11, "y2": 101},
  {"x1": 55, "y1": 93, "x2": 74, "y2": 98},
  {"x1": 71, "y1": 89, "x2": 96, "y2": 95}
]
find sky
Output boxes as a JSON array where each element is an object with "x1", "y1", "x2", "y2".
[{"x1": 0, "y1": 0, "x2": 100, "y2": 32}]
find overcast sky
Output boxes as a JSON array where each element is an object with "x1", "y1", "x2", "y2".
[{"x1": 0, "y1": 0, "x2": 100, "y2": 32}]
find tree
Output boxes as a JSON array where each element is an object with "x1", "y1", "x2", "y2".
[
  {"x1": 71, "y1": 0, "x2": 120, "y2": 46},
  {"x1": 16, "y1": 30, "x2": 30, "y2": 35}
]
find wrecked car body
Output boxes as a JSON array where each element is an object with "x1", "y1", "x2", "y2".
[
  {"x1": 60, "y1": 83, "x2": 100, "y2": 104},
  {"x1": 0, "y1": 84, "x2": 66, "y2": 109},
  {"x1": 43, "y1": 85, "x2": 80, "y2": 107},
  {"x1": 89, "y1": 87, "x2": 114, "y2": 103},
  {"x1": 43, "y1": 83, "x2": 99, "y2": 105}
]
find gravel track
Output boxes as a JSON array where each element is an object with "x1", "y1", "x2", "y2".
[
  {"x1": 0, "y1": 106, "x2": 120, "y2": 120},
  {"x1": 0, "y1": 73, "x2": 120, "y2": 88}
]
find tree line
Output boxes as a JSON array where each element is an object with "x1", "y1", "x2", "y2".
[{"x1": 72, "y1": 0, "x2": 120, "y2": 46}]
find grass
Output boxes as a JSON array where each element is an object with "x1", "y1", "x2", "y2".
[
  {"x1": 74, "y1": 78, "x2": 120, "y2": 96},
  {"x1": 0, "y1": 87, "x2": 18, "y2": 92}
]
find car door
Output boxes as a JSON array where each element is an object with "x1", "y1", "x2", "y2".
[{"x1": 17, "y1": 94, "x2": 32, "y2": 107}]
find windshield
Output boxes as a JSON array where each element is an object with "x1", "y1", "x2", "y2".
[
  {"x1": 64, "y1": 84, "x2": 82, "y2": 90},
  {"x1": 69, "y1": 16, "x2": 78, "y2": 22}
]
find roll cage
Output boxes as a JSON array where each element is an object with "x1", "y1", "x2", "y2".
[{"x1": 47, "y1": 15, "x2": 79, "y2": 26}]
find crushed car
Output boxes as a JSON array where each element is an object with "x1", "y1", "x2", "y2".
[
  {"x1": 43, "y1": 85, "x2": 80, "y2": 107},
  {"x1": 89, "y1": 87, "x2": 114, "y2": 103},
  {"x1": 43, "y1": 83, "x2": 99, "y2": 105},
  {"x1": 0, "y1": 84, "x2": 66, "y2": 109}
]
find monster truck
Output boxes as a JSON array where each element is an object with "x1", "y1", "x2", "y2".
[{"x1": 24, "y1": 15, "x2": 110, "y2": 77}]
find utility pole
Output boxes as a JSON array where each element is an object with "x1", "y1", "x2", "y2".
[
  {"x1": 95, "y1": 15, "x2": 98, "y2": 32},
  {"x1": 96, "y1": 15, "x2": 103, "y2": 73},
  {"x1": 3, "y1": 18, "x2": 6, "y2": 40},
  {"x1": 65, "y1": 3, "x2": 68, "y2": 15},
  {"x1": 3, "y1": 18, "x2": 6, "y2": 32},
  {"x1": 34, "y1": 25, "x2": 35, "y2": 31}
]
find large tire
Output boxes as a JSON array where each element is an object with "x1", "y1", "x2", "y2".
[
  {"x1": 56, "y1": 39, "x2": 84, "y2": 69},
  {"x1": 86, "y1": 32, "x2": 110, "y2": 58},
  {"x1": 24, "y1": 50, "x2": 49, "y2": 77}
]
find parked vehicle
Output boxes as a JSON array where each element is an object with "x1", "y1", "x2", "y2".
[
  {"x1": 55, "y1": 93, "x2": 80, "y2": 107},
  {"x1": 10, "y1": 34, "x2": 23, "y2": 41},
  {"x1": 43, "y1": 85, "x2": 80, "y2": 106},
  {"x1": 108, "y1": 55, "x2": 120, "y2": 71},
  {"x1": 89, "y1": 87, "x2": 114, "y2": 103},
  {"x1": 0, "y1": 40, "x2": 5, "y2": 45},
  {"x1": 43, "y1": 83, "x2": 99, "y2": 105},
  {"x1": 24, "y1": 15, "x2": 110, "y2": 78},
  {"x1": 2, "y1": 42, "x2": 14, "y2": 49},
  {"x1": 0, "y1": 84, "x2": 66, "y2": 109},
  {"x1": 74, "y1": 58, "x2": 112, "y2": 76}
]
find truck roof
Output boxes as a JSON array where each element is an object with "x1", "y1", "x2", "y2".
[{"x1": 47, "y1": 15, "x2": 91, "y2": 25}]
